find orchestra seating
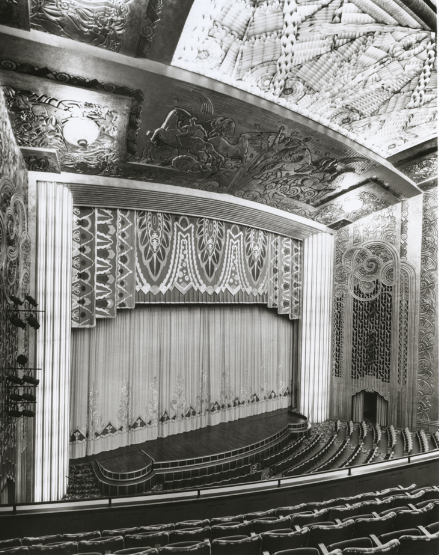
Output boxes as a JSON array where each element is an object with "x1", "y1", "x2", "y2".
[{"x1": 1, "y1": 484, "x2": 438, "y2": 555}]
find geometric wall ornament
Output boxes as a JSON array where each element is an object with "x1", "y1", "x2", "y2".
[{"x1": 330, "y1": 200, "x2": 421, "y2": 428}]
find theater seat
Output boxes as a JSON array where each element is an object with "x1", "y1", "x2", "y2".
[
  {"x1": 138, "y1": 527, "x2": 174, "y2": 534},
  {"x1": 276, "y1": 505, "x2": 308, "y2": 518},
  {"x1": 378, "y1": 528, "x2": 421, "y2": 542},
  {"x1": 397, "y1": 531, "x2": 439, "y2": 555},
  {"x1": 252, "y1": 516, "x2": 291, "y2": 534},
  {"x1": 62, "y1": 535, "x2": 100, "y2": 543},
  {"x1": 292, "y1": 510, "x2": 330, "y2": 527},
  {"x1": 331, "y1": 539, "x2": 400, "y2": 554},
  {"x1": 211, "y1": 522, "x2": 251, "y2": 540},
  {"x1": 23, "y1": 538, "x2": 63, "y2": 547},
  {"x1": 393, "y1": 504, "x2": 435, "y2": 530},
  {"x1": 168, "y1": 529, "x2": 209, "y2": 544},
  {"x1": 353, "y1": 513, "x2": 396, "y2": 538},
  {"x1": 307, "y1": 520, "x2": 355, "y2": 548},
  {"x1": 28, "y1": 542, "x2": 78, "y2": 555},
  {"x1": 78, "y1": 536, "x2": 124, "y2": 555},
  {"x1": 326, "y1": 538, "x2": 373, "y2": 552},
  {"x1": 0, "y1": 542, "x2": 21, "y2": 550},
  {"x1": 426, "y1": 521, "x2": 439, "y2": 534},
  {"x1": 211, "y1": 534, "x2": 262, "y2": 555},
  {"x1": 102, "y1": 530, "x2": 138, "y2": 539},
  {"x1": 124, "y1": 533, "x2": 169, "y2": 549},
  {"x1": 260, "y1": 527, "x2": 309, "y2": 553},
  {"x1": 158, "y1": 541, "x2": 209, "y2": 554}
]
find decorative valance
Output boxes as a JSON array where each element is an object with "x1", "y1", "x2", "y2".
[{"x1": 72, "y1": 208, "x2": 302, "y2": 327}]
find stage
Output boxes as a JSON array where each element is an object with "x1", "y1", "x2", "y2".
[{"x1": 73, "y1": 408, "x2": 307, "y2": 476}]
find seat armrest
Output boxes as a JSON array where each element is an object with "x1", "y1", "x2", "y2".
[
  {"x1": 319, "y1": 542, "x2": 329, "y2": 554},
  {"x1": 335, "y1": 519, "x2": 342, "y2": 525},
  {"x1": 294, "y1": 525, "x2": 301, "y2": 532},
  {"x1": 408, "y1": 504, "x2": 417, "y2": 510},
  {"x1": 370, "y1": 534, "x2": 382, "y2": 546},
  {"x1": 372, "y1": 512, "x2": 380, "y2": 518},
  {"x1": 263, "y1": 551, "x2": 270, "y2": 555},
  {"x1": 250, "y1": 532, "x2": 256, "y2": 537},
  {"x1": 417, "y1": 525, "x2": 431, "y2": 537}
]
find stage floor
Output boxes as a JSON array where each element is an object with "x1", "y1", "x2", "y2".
[{"x1": 73, "y1": 408, "x2": 305, "y2": 473}]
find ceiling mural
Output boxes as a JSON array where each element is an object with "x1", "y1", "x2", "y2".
[{"x1": 172, "y1": 0, "x2": 436, "y2": 158}]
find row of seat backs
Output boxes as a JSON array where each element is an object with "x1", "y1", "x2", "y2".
[
  {"x1": 2, "y1": 485, "x2": 436, "y2": 550},
  {"x1": 285, "y1": 436, "x2": 339, "y2": 477},
  {"x1": 272, "y1": 435, "x2": 323, "y2": 474},
  {"x1": 313, "y1": 441, "x2": 350, "y2": 473},
  {"x1": 261, "y1": 438, "x2": 305, "y2": 468},
  {"x1": 2, "y1": 507, "x2": 438, "y2": 555},
  {"x1": 2, "y1": 526, "x2": 438, "y2": 555}
]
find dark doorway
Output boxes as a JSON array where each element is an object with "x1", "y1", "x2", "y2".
[{"x1": 363, "y1": 392, "x2": 377, "y2": 423}]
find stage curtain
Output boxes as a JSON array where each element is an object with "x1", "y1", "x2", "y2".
[
  {"x1": 377, "y1": 394, "x2": 388, "y2": 426},
  {"x1": 70, "y1": 305, "x2": 293, "y2": 458},
  {"x1": 34, "y1": 182, "x2": 73, "y2": 502},
  {"x1": 352, "y1": 391, "x2": 364, "y2": 422},
  {"x1": 299, "y1": 232, "x2": 334, "y2": 423}
]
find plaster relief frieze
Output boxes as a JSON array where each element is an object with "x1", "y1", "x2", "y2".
[
  {"x1": 0, "y1": 71, "x2": 131, "y2": 176},
  {"x1": 29, "y1": 0, "x2": 162, "y2": 57}
]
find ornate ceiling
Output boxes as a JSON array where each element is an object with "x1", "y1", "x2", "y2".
[{"x1": 0, "y1": 0, "x2": 436, "y2": 229}]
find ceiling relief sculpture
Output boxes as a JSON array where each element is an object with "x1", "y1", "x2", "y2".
[
  {"x1": 28, "y1": 0, "x2": 163, "y2": 57},
  {"x1": 0, "y1": 71, "x2": 131, "y2": 175},
  {"x1": 173, "y1": 0, "x2": 436, "y2": 158},
  {"x1": 140, "y1": 105, "x2": 371, "y2": 207}
]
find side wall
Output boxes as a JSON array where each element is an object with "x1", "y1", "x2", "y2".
[
  {"x1": 329, "y1": 192, "x2": 437, "y2": 429},
  {"x1": 0, "y1": 88, "x2": 31, "y2": 502}
]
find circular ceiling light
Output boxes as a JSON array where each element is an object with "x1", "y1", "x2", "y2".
[{"x1": 63, "y1": 118, "x2": 100, "y2": 148}]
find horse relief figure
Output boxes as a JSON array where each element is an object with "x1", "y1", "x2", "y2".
[{"x1": 142, "y1": 108, "x2": 250, "y2": 175}]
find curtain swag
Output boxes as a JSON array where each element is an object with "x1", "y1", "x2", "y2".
[{"x1": 72, "y1": 208, "x2": 302, "y2": 327}]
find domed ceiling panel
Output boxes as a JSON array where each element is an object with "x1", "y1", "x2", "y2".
[{"x1": 172, "y1": 0, "x2": 437, "y2": 158}]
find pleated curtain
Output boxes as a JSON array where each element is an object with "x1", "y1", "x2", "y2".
[
  {"x1": 70, "y1": 304, "x2": 293, "y2": 458},
  {"x1": 34, "y1": 182, "x2": 73, "y2": 502},
  {"x1": 352, "y1": 391, "x2": 364, "y2": 422},
  {"x1": 299, "y1": 233, "x2": 334, "y2": 423},
  {"x1": 377, "y1": 394, "x2": 388, "y2": 426}
]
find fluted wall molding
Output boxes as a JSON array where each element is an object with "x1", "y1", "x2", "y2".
[
  {"x1": 299, "y1": 233, "x2": 334, "y2": 423},
  {"x1": 34, "y1": 182, "x2": 73, "y2": 502}
]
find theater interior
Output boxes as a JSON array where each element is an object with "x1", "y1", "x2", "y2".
[{"x1": 0, "y1": 0, "x2": 438, "y2": 553}]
